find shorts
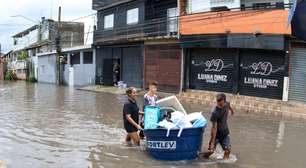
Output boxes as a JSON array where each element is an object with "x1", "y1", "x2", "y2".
[
  {"x1": 125, "y1": 126, "x2": 138, "y2": 133},
  {"x1": 215, "y1": 134, "x2": 231, "y2": 151}
]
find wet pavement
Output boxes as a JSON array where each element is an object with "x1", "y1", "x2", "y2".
[{"x1": 1, "y1": 81, "x2": 306, "y2": 168}]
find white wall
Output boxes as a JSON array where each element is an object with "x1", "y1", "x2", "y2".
[
  {"x1": 37, "y1": 54, "x2": 57, "y2": 84},
  {"x1": 13, "y1": 29, "x2": 39, "y2": 51}
]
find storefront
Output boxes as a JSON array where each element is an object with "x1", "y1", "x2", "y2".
[
  {"x1": 96, "y1": 45, "x2": 144, "y2": 88},
  {"x1": 239, "y1": 50, "x2": 286, "y2": 100},
  {"x1": 184, "y1": 47, "x2": 287, "y2": 100},
  {"x1": 188, "y1": 48, "x2": 237, "y2": 93}
]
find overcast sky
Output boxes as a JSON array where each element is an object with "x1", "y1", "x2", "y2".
[{"x1": 0, "y1": 0, "x2": 95, "y2": 53}]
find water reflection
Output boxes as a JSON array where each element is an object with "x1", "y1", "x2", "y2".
[{"x1": 0, "y1": 81, "x2": 306, "y2": 168}]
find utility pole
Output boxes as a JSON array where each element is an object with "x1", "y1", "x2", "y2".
[{"x1": 56, "y1": 6, "x2": 62, "y2": 85}]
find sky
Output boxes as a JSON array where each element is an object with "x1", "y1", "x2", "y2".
[{"x1": 0, "y1": 0, "x2": 95, "y2": 53}]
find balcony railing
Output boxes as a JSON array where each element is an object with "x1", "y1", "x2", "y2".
[
  {"x1": 92, "y1": 0, "x2": 132, "y2": 10},
  {"x1": 94, "y1": 16, "x2": 178, "y2": 44}
]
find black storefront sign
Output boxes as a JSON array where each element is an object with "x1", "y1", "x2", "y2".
[
  {"x1": 189, "y1": 49, "x2": 236, "y2": 93},
  {"x1": 239, "y1": 50, "x2": 285, "y2": 99}
]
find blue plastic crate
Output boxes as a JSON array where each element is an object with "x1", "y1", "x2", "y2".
[{"x1": 144, "y1": 127, "x2": 205, "y2": 161}]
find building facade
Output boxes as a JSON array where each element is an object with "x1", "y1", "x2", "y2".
[
  {"x1": 92, "y1": 0, "x2": 306, "y2": 105},
  {"x1": 93, "y1": 0, "x2": 182, "y2": 92},
  {"x1": 37, "y1": 45, "x2": 96, "y2": 87},
  {"x1": 179, "y1": 0, "x2": 292, "y2": 100},
  {"x1": 7, "y1": 18, "x2": 84, "y2": 80}
]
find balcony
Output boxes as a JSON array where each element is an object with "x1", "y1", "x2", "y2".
[
  {"x1": 92, "y1": 0, "x2": 133, "y2": 10},
  {"x1": 94, "y1": 17, "x2": 178, "y2": 44},
  {"x1": 180, "y1": 6, "x2": 291, "y2": 36}
]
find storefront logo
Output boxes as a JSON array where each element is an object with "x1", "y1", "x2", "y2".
[
  {"x1": 205, "y1": 59, "x2": 224, "y2": 72},
  {"x1": 147, "y1": 141, "x2": 176, "y2": 150},
  {"x1": 250, "y1": 62, "x2": 273, "y2": 76}
]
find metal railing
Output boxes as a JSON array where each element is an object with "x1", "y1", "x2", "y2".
[
  {"x1": 94, "y1": 3, "x2": 292, "y2": 43},
  {"x1": 94, "y1": 16, "x2": 178, "y2": 43}
]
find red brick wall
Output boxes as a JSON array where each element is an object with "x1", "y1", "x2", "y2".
[{"x1": 145, "y1": 45, "x2": 182, "y2": 93}]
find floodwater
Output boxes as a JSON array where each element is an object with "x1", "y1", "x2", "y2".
[{"x1": 1, "y1": 81, "x2": 306, "y2": 168}]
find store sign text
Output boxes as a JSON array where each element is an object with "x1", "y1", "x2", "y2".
[
  {"x1": 198, "y1": 74, "x2": 228, "y2": 84},
  {"x1": 244, "y1": 77, "x2": 279, "y2": 89}
]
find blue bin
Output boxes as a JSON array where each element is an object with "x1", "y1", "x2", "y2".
[{"x1": 144, "y1": 127, "x2": 205, "y2": 161}]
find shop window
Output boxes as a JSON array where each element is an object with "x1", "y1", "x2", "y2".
[
  {"x1": 104, "y1": 14, "x2": 114, "y2": 29},
  {"x1": 127, "y1": 8, "x2": 139, "y2": 25},
  {"x1": 83, "y1": 52, "x2": 93, "y2": 64},
  {"x1": 71, "y1": 53, "x2": 80, "y2": 65}
]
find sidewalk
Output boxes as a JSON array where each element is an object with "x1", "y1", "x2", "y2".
[{"x1": 78, "y1": 85, "x2": 174, "y2": 98}]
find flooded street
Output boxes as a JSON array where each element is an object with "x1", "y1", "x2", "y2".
[{"x1": 1, "y1": 81, "x2": 306, "y2": 168}]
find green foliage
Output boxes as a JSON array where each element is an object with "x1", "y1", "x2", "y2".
[
  {"x1": 4, "y1": 71, "x2": 17, "y2": 81},
  {"x1": 17, "y1": 51, "x2": 28, "y2": 60},
  {"x1": 27, "y1": 76, "x2": 37, "y2": 83}
]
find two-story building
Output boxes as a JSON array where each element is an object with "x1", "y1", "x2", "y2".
[
  {"x1": 93, "y1": 0, "x2": 306, "y2": 106},
  {"x1": 93, "y1": 0, "x2": 182, "y2": 92},
  {"x1": 179, "y1": 0, "x2": 293, "y2": 100},
  {"x1": 10, "y1": 18, "x2": 84, "y2": 80}
]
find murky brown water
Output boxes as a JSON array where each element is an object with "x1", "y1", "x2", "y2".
[{"x1": 1, "y1": 81, "x2": 306, "y2": 168}]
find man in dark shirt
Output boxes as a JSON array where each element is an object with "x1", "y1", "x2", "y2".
[
  {"x1": 123, "y1": 87, "x2": 143, "y2": 146},
  {"x1": 207, "y1": 93, "x2": 234, "y2": 160}
]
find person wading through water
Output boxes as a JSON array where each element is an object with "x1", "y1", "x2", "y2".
[
  {"x1": 123, "y1": 87, "x2": 144, "y2": 146},
  {"x1": 204, "y1": 93, "x2": 234, "y2": 160},
  {"x1": 139, "y1": 81, "x2": 158, "y2": 139}
]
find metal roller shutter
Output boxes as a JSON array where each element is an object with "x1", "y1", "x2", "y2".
[
  {"x1": 122, "y1": 47, "x2": 143, "y2": 88},
  {"x1": 289, "y1": 48, "x2": 306, "y2": 103},
  {"x1": 239, "y1": 50, "x2": 285, "y2": 100},
  {"x1": 189, "y1": 48, "x2": 236, "y2": 93}
]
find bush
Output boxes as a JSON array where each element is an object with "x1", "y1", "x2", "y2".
[
  {"x1": 27, "y1": 76, "x2": 37, "y2": 83},
  {"x1": 4, "y1": 71, "x2": 17, "y2": 81}
]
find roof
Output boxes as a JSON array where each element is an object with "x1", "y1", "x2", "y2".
[
  {"x1": 2, "y1": 50, "x2": 13, "y2": 58},
  {"x1": 12, "y1": 19, "x2": 83, "y2": 38},
  {"x1": 12, "y1": 25, "x2": 39, "y2": 38}
]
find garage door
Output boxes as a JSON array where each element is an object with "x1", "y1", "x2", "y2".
[{"x1": 289, "y1": 48, "x2": 306, "y2": 103}]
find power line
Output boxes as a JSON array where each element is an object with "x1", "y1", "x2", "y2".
[{"x1": 69, "y1": 13, "x2": 97, "y2": 22}]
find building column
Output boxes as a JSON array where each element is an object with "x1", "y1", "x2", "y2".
[
  {"x1": 80, "y1": 51, "x2": 84, "y2": 65},
  {"x1": 67, "y1": 53, "x2": 71, "y2": 66},
  {"x1": 93, "y1": 48, "x2": 96, "y2": 65}
]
